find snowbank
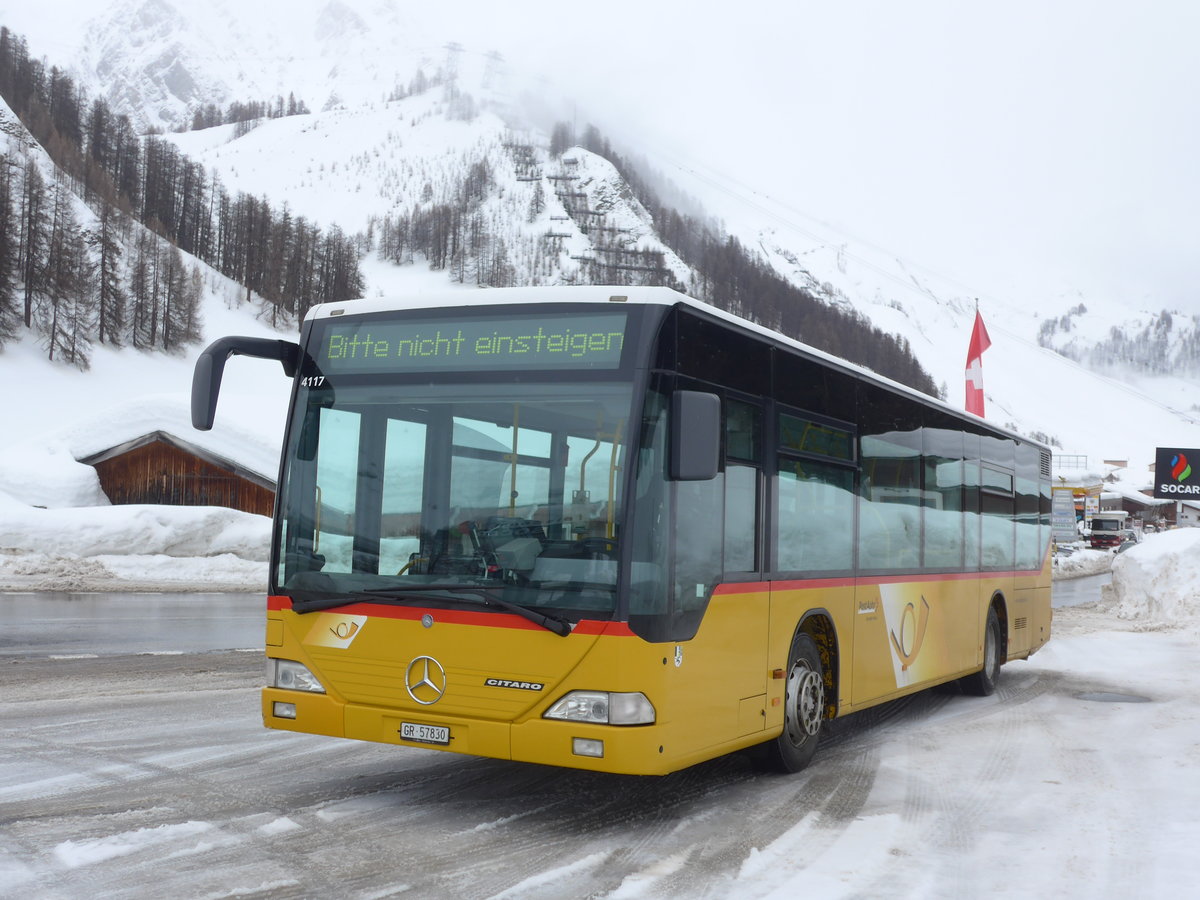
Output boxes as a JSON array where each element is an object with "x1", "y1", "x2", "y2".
[
  {"x1": 1052, "y1": 547, "x2": 1112, "y2": 580},
  {"x1": 1109, "y1": 529, "x2": 1200, "y2": 632},
  {"x1": 0, "y1": 504, "x2": 269, "y2": 592},
  {"x1": 0, "y1": 441, "x2": 110, "y2": 509},
  {"x1": 0, "y1": 503, "x2": 269, "y2": 559}
]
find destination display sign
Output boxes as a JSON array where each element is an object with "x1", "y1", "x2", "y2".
[
  {"x1": 1153, "y1": 446, "x2": 1200, "y2": 498},
  {"x1": 316, "y1": 312, "x2": 629, "y2": 373}
]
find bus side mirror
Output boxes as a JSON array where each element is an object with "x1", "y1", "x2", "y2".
[
  {"x1": 670, "y1": 390, "x2": 721, "y2": 481},
  {"x1": 192, "y1": 336, "x2": 300, "y2": 431}
]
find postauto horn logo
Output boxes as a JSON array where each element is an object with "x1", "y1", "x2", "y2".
[{"x1": 1154, "y1": 447, "x2": 1200, "y2": 498}]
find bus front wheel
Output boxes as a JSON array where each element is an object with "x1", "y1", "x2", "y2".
[{"x1": 765, "y1": 633, "x2": 825, "y2": 773}]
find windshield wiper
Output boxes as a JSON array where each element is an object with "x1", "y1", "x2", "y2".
[
  {"x1": 291, "y1": 584, "x2": 574, "y2": 637},
  {"x1": 529, "y1": 578, "x2": 617, "y2": 592}
]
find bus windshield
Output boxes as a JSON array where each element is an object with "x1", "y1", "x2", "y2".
[{"x1": 274, "y1": 377, "x2": 633, "y2": 620}]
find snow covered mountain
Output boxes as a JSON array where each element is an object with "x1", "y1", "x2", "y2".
[
  {"x1": 77, "y1": 0, "x2": 448, "y2": 133},
  {"x1": 3, "y1": 0, "x2": 1199, "y2": 480}
]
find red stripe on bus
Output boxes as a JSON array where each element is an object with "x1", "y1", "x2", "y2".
[
  {"x1": 265, "y1": 595, "x2": 632, "y2": 635},
  {"x1": 713, "y1": 568, "x2": 1047, "y2": 595}
]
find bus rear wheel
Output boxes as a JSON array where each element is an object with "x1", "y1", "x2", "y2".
[
  {"x1": 960, "y1": 606, "x2": 1001, "y2": 696},
  {"x1": 765, "y1": 633, "x2": 825, "y2": 773}
]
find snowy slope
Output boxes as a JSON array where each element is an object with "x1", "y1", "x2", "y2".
[{"x1": 56, "y1": 0, "x2": 450, "y2": 132}]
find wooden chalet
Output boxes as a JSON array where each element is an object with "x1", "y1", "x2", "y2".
[{"x1": 79, "y1": 431, "x2": 276, "y2": 517}]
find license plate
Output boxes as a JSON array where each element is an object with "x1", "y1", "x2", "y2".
[{"x1": 400, "y1": 722, "x2": 450, "y2": 745}]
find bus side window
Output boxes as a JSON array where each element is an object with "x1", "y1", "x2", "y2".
[
  {"x1": 724, "y1": 399, "x2": 761, "y2": 574},
  {"x1": 675, "y1": 395, "x2": 762, "y2": 602},
  {"x1": 1015, "y1": 443, "x2": 1043, "y2": 569},
  {"x1": 924, "y1": 427, "x2": 965, "y2": 569},
  {"x1": 981, "y1": 465, "x2": 1015, "y2": 568},
  {"x1": 981, "y1": 434, "x2": 1016, "y2": 569},
  {"x1": 777, "y1": 458, "x2": 855, "y2": 573},
  {"x1": 859, "y1": 431, "x2": 922, "y2": 570},
  {"x1": 775, "y1": 409, "x2": 856, "y2": 574},
  {"x1": 674, "y1": 474, "x2": 725, "y2": 610}
]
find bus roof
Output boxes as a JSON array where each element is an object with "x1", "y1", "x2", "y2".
[
  {"x1": 305, "y1": 285, "x2": 683, "y2": 320},
  {"x1": 304, "y1": 286, "x2": 1048, "y2": 450}
]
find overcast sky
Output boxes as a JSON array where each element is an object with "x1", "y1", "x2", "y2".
[
  {"x1": 435, "y1": 0, "x2": 1200, "y2": 312},
  {"x1": 5, "y1": 0, "x2": 1197, "y2": 313}
]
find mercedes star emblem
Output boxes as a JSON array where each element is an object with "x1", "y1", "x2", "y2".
[{"x1": 405, "y1": 655, "x2": 447, "y2": 705}]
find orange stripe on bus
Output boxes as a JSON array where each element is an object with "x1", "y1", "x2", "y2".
[
  {"x1": 264, "y1": 595, "x2": 633, "y2": 635},
  {"x1": 712, "y1": 568, "x2": 1048, "y2": 595}
]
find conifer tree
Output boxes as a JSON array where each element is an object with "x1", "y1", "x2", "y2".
[
  {"x1": 158, "y1": 243, "x2": 185, "y2": 351},
  {"x1": 129, "y1": 229, "x2": 158, "y2": 349},
  {"x1": 527, "y1": 181, "x2": 545, "y2": 223},
  {"x1": 87, "y1": 203, "x2": 126, "y2": 345},
  {"x1": 0, "y1": 154, "x2": 20, "y2": 347},
  {"x1": 38, "y1": 181, "x2": 94, "y2": 368},
  {"x1": 19, "y1": 157, "x2": 48, "y2": 328},
  {"x1": 181, "y1": 265, "x2": 204, "y2": 344}
]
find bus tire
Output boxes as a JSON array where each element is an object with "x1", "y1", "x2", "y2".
[
  {"x1": 960, "y1": 606, "x2": 1001, "y2": 696},
  {"x1": 765, "y1": 633, "x2": 825, "y2": 773}
]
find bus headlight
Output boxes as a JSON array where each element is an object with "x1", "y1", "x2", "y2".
[
  {"x1": 544, "y1": 691, "x2": 655, "y2": 725},
  {"x1": 267, "y1": 658, "x2": 326, "y2": 693}
]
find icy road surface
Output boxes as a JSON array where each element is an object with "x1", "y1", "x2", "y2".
[{"x1": 1, "y1": 604, "x2": 1194, "y2": 899}]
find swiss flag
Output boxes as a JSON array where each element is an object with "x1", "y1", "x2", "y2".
[{"x1": 965, "y1": 309, "x2": 991, "y2": 417}]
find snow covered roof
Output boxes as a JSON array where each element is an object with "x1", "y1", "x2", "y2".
[
  {"x1": 1101, "y1": 482, "x2": 1173, "y2": 508},
  {"x1": 65, "y1": 397, "x2": 279, "y2": 481},
  {"x1": 78, "y1": 430, "x2": 276, "y2": 491},
  {"x1": 1, "y1": 393, "x2": 282, "y2": 509},
  {"x1": 304, "y1": 285, "x2": 685, "y2": 319}
]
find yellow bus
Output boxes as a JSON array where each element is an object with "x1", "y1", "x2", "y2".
[{"x1": 193, "y1": 286, "x2": 1052, "y2": 775}]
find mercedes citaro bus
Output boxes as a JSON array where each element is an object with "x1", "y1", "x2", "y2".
[{"x1": 192, "y1": 286, "x2": 1051, "y2": 775}]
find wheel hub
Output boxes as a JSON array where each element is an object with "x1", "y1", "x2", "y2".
[{"x1": 785, "y1": 661, "x2": 824, "y2": 742}]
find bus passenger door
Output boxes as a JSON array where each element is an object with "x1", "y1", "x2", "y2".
[
  {"x1": 670, "y1": 462, "x2": 768, "y2": 743},
  {"x1": 683, "y1": 584, "x2": 769, "y2": 740}
]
